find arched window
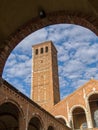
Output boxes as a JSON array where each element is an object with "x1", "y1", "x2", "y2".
[
  {"x1": 45, "y1": 46, "x2": 48, "y2": 53},
  {"x1": 40, "y1": 48, "x2": 43, "y2": 54},
  {"x1": 35, "y1": 49, "x2": 38, "y2": 55}
]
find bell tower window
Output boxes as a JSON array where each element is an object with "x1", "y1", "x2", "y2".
[
  {"x1": 35, "y1": 49, "x2": 38, "y2": 55},
  {"x1": 40, "y1": 48, "x2": 43, "y2": 54},
  {"x1": 45, "y1": 46, "x2": 48, "y2": 52}
]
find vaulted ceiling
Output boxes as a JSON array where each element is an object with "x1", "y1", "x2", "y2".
[
  {"x1": 0, "y1": 0, "x2": 98, "y2": 75},
  {"x1": 0, "y1": 0, "x2": 98, "y2": 43}
]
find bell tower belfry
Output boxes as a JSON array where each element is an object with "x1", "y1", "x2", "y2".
[{"x1": 31, "y1": 41, "x2": 60, "y2": 111}]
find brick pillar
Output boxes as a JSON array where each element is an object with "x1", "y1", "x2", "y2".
[
  {"x1": 19, "y1": 116, "x2": 26, "y2": 130},
  {"x1": 19, "y1": 104, "x2": 29, "y2": 130}
]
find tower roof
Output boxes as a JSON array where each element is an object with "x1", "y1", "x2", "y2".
[{"x1": 32, "y1": 41, "x2": 58, "y2": 52}]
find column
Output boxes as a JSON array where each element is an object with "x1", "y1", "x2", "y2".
[
  {"x1": 19, "y1": 116, "x2": 26, "y2": 130},
  {"x1": 85, "y1": 96, "x2": 93, "y2": 128}
]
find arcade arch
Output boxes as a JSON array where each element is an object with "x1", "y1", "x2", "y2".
[
  {"x1": 28, "y1": 115, "x2": 43, "y2": 130},
  {"x1": 47, "y1": 126, "x2": 54, "y2": 130},
  {"x1": 0, "y1": 102, "x2": 22, "y2": 130},
  {"x1": 55, "y1": 115, "x2": 67, "y2": 126},
  {"x1": 71, "y1": 106, "x2": 87, "y2": 130}
]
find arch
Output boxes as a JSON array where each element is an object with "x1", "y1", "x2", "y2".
[
  {"x1": 45, "y1": 46, "x2": 48, "y2": 53},
  {"x1": 0, "y1": 11, "x2": 98, "y2": 76},
  {"x1": 87, "y1": 91, "x2": 98, "y2": 100},
  {"x1": 47, "y1": 125, "x2": 54, "y2": 130},
  {"x1": 0, "y1": 102, "x2": 22, "y2": 130},
  {"x1": 35, "y1": 49, "x2": 38, "y2": 55},
  {"x1": 88, "y1": 93, "x2": 98, "y2": 128},
  {"x1": 70, "y1": 104, "x2": 87, "y2": 114},
  {"x1": 55, "y1": 115, "x2": 68, "y2": 126},
  {"x1": 28, "y1": 114, "x2": 44, "y2": 130},
  {"x1": 0, "y1": 98, "x2": 24, "y2": 118},
  {"x1": 70, "y1": 105, "x2": 87, "y2": 129}
]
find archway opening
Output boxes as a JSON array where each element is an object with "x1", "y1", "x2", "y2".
[
  {"x1": 2, "y1": 24, "x2": 98, "y2": 99},
  {"x1": 47, "y1": 126, "x2": 54, "y2": 130},
  {"x1": 72, "y1": 107, "x2": 87, "y2": 129},
  {"x1": 56, "y1": 117, "x2": 66, "y2": 126},
  {"x1": 0, "y1": 102, "x2": 20, "y2": 130},
  {"x1": 28, "y1": 116, "x2": 42, "y2": 130},
  {"x1": 89, "y1": 93, "x2": 98, "y2": 128}
]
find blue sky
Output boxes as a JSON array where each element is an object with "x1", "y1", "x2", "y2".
[{"x1": 2, "y1": 24, "x2": 98, "y2": 99}]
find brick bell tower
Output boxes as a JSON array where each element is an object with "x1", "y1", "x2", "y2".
[{"x1": 31, "y1": 41, "x2": 60, "y2": 111}]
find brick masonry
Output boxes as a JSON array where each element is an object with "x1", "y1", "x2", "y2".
[
  {"x1": 50, "y1": 79, "x2": 98, "y2": 129},
  {"x1": 0, "y1": 78, "x2": 70, "y2": 130},
  {"x1": 31, "y1": 41, "x2": 60, "y2": 111}
]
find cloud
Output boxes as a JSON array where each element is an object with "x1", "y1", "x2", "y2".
[
  {"x1": 2, "y1": 24, "x2": 98, "y2": 100},
  {"x1": 15, "y1": 28, "x2": 48, "y2": 55}
]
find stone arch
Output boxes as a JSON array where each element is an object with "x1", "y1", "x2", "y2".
[
  {"x1": 70, "y1": 105, "x2": 87, "y2": 129},
  {"x1": 0, "y1": 98, "x2": 24, "y2": 118},
  {"x1": 1, "y1": 11, "x2": 98, "y2": 76},
  {"x1": 88, "y1": 92, "x2": 98, "y2": 128},
  {"x1": 87, "y1": 91, "x2": 98, "y2": 100},
  {"x1": 28, "y1": 113, "x2": 44, "y2": 130},
  {"x1": 47, "y1": 125, "x2": 54, "y2": 130},
  {"x1": 0, "y1": 101, "x2": 23, "y2": 130},
  {"x1": 70, "y1": 104, "x2": 87, "y2": 115},
  {"x1": 55, "y1": 115, "x2": 68, "y2": 126}
]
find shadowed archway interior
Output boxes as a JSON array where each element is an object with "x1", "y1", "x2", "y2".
[
  {"x1": 0, "y1": 102, "x2": 20, "y2": 130},
  {"x1": 47, "y1": 126, "x2": 54, "y2": 130},
  {"x1": 72, "y1": 107, "x2": 87, "y2": 129},
  {"x1": 28, "y1": 116, "x2": 42, "y2": 130}
]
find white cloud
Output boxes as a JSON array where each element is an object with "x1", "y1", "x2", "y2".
[
  {"x1": 59, "y1": 76, "x2": 69, "y2": 88},
  {"x1": 2, "y1": 24, "x2": 98, "y2": 99},
  {"x1": 15, "y1": 28, "x2": 48, "y2": 55}
]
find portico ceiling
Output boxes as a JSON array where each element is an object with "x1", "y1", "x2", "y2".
[
  {"x1": 0, "y1": 0, "x2": 98, "y2": 76},
  {"x1": 0, "y1": 0, "x2": 98, "y2": 44}
]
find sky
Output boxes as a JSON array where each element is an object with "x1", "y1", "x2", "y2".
[{"x1": 2, "y1": 24, "x2": 98, "y2": 99}]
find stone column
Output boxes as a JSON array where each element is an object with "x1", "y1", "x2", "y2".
[
  {"x1": 85, "y1": 96, "x2": 93, "y2": 128},
  {"x1": 68, "y1": 112, "x2": 74, "y2": 130},
  {"x1": 67, "y1": 102, "x2": 72, "y2": 128}
]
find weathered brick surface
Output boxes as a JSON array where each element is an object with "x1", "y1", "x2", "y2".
[
  {"x1": 50, "y1": 79, "x2": 98, "y2": 129},
  {"x1": 0, "y1": 78, "x2": 70, "y2": 130},
  {"x1": 31, "y1": 41, "x2": 60, "y2": 111}
]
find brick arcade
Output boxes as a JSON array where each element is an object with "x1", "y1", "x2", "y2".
[{"x1": 0, "y1": 41, "x2": 98, "y2": 130}]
